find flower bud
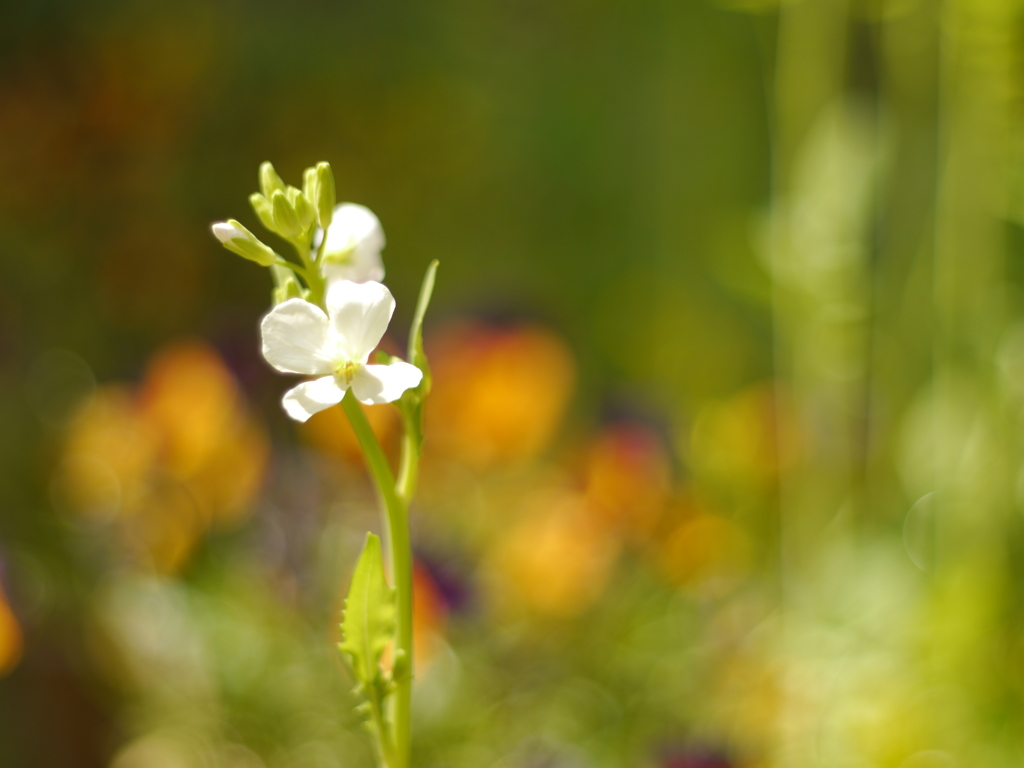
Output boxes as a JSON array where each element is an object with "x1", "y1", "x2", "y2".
[
  {"x1": 302, "y1": 167, "x2": 317, "y2": 203},
  {"x1": 259, "y1": 161, "x2": 286, "y2": 199},
  {"x1": 211, "y1": 220, "x2": 277, "y2": 267},
  {"x1": 249, "y1": 193, "x2": 276, "y2": 232},
  {"x1": 314, "y1": 162, "x2": 336, "y2": 228},
  {"x1": 289, "y1": 187, "x2": 316, "y2": 230},
  {"x1": 271, "y1": 190, "x2": 302, "y2": 238}
]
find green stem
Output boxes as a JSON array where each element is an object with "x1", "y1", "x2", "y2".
[
  {"x1": 396, "y1": 416, "x2": 419, "y2": 507},
  {"x1": 274, "y1": 258, "x2": 313, "y2": 285},
  {"x1": 368, "y1": 688, "x2": 397, "y2": 768},
  {"x1": 291, "y1": 235, "x2": 326, "y2": 308},
  {"x1": 341, "y1": 392, "x2": 413, "y2": 768}
]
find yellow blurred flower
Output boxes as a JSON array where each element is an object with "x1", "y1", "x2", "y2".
[
  {"x1": 56, "y1": 341, "x2": 268, "y2": 573},
  {"x1": 484, "y1": 490, "x2": 619, "y2": 618},
  {"x1": 139, "y1": 343, "x2": 268, "y2": 528},
  {"x1": 713, "y1": 647, "x2": 782, "y2": 757},
  {"x1": 689, "y1": 383, "x2": 800, "y2": 492},
  {"x1": 59, "y1": 385, "x2": 159, "y2": 521},
  {"x1": 426, "y1": 323, "x2": 575, "y2": 469},
  {"x1": 0, "y1": 583, "x2": 23, "y2": 677},
  {"x1": 185, "y1": 417, "x2": 269, "y2": 529}
]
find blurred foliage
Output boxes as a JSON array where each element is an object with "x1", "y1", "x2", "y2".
[{"x1": 4, "y1": 0, "x2": 1024, "y2": 767}]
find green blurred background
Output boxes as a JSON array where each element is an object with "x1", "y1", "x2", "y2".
[{"x1": 3, "y1": 0, "x2": 1024, "y2": 766}]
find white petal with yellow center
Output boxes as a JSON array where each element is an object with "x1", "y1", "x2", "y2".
[{"x1": 259, "y1": 282, "x2": 423, "y2": 422}]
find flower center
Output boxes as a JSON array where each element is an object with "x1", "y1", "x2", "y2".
[
  {"x1": 335, "y1": 359, "x2": 360, "y2": 384},
  {"x1": 323, "y1": 242, "x2": 356, "y2": 265}
]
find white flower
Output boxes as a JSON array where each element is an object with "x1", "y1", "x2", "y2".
[
  {"x1": 260, "y1": 281, "x2": 423, "y2": 422},
  {"x1": 313, "y1": 203, "x2": 386, "y2": 285}
]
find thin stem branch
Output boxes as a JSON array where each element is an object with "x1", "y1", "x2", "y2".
[
  {"x1": 396, "y1": 258, "x2": 438, "y2": 507},
  {"x1": 274, "y1": 258, "x2": 311, "y2": 282}
]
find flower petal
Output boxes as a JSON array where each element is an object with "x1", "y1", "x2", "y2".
[
  {"x1": 326, "y1": 281, "x2": 396, "y2": 363},
  {"x1": 350, "y1": 362, "x2": 423, "y2": 405},
  {"x1": 281, "y1": 376, "x2": 347, "y2": 422},
  {"x1": 315, "y1": 203, "x2": 386, "y2": 286},
  {"x1": 211, "y1": 221, "x2": 245, "y2": 243},
  {"x1": 321, "y1": 203, "x2": 385, "y2": 258},
  {"x1": 261, "y1": 299, "x2": 336, "y2": 374}
]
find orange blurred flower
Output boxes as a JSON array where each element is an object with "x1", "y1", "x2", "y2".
[
  {"x1": 581, "y1": 422, "x2": 672, "y2": 538},
  {"x1": 139, "y1": 343, "x2": 243, "y2": 479},
  {"x1": 657, "y1": 510, "x2": 752, "y2": 598},
  {"x1": 426, "y1": 323, "x2": 575, "y2": 469},
  {"x1": 56, "y1": 341, "x2": 268, "y2": 573},
  {"x1": 413, "y1": 561, "x2": 448, "y2": 670},
  {"x1": 0, "y1": 583, "x2": 23, "y2": 677},
  {"x1": 484, "y1": 490, "x2": 619, "y2": 618}
]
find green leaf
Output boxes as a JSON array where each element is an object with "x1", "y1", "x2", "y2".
[
  {"x1": 397, "y1": 261, "x2": 439, "y2": 451},
  {"x1": 407, "y1": 259, "x2": 439, "y2": 377},
  {"x1": 339, "y1": 533, "x2": 396, "y2": 688}
]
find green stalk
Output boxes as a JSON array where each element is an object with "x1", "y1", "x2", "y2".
[
  {"x1": 294, "y1": 235, "x2": 326, "y2": 308},
  {"x1": 396, "y1": 418, "x2": 419, "y2": 507},
  {"x1": 368, "y1": 683, "x2": 397, "y2": 768},
  {"x1": 341, "y1": 392, "x2": 413, "y2": 768}
]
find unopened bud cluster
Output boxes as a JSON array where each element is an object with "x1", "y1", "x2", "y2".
[
  {"x1": 210, "y1": 161, "x2": 341, "y2": 307},
  {"x1": 249, "y1": 161, "x2": 334, "y2": 239},
  {"x1": 209, "y1": 158, "x2": 423, "y2": 421}
]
